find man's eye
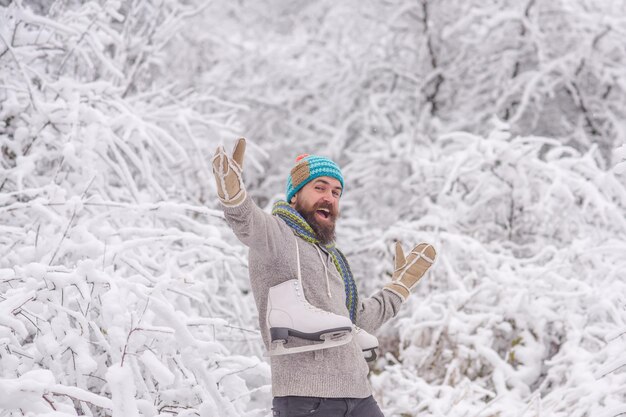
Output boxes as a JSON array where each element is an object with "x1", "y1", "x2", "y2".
[
  {"x1": 333, "y1": 191, "x2": 340, "y2": 197},
  {"x1": 316, "y1": 186, "x2": 324, "y2": 191}
]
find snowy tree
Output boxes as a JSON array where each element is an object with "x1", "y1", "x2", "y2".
[
  {"x1": 1, "y1": 1, "x2": 267, "y2": 416},
  {"x1": 1, "y1": 0, "x2": 625, "y2": 416}
]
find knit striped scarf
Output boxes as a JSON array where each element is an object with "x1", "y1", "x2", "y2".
[{"x1": 272, "y1": 200, "x2": 358, "y2": 323}]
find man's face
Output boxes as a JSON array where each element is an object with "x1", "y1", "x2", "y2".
[{"x1": 290, "y1": 177, "x2": 342, "y2": 244}]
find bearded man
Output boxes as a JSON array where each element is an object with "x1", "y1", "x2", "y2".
[{"x1": 212, "y1": 138, "x2": 436, "y2": 417}]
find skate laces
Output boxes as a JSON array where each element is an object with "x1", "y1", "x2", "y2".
[
  {"x1": 291, "y1": 280, "x2": 333, "y2": 314},
  {"x1": 295, "y1": 239, "x2": 334, "y2": 313},
  {"x1": 314, "y1": 245, "x2": 333, "y2": 298}
]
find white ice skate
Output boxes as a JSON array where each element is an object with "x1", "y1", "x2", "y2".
[
  {"x1": 355, "y1": 327, "x2": 379, "y2": 362},
  {"x1": 266, "y1": 279, "x2": 353, "y2": 356}
]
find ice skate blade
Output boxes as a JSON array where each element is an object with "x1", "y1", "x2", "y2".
[
  {"x1": 265, "y1": 332, "x2": 353, "y2": 357},
  {"x1": 270, "y1": 326, "x2": 352, "y2": 342}
]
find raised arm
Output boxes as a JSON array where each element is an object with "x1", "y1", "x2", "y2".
[
  {"x1": 356, "y1": 242, "x2": 437, "y2": 333},
  {"x1": 212, "y1": 138, "x2": 286, "y2": 250}
]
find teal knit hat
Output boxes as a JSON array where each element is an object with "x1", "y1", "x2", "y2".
[{"x1": 286, "y1": 154, "x2": 344, "y2": 202}]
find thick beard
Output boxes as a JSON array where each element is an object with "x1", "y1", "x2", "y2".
[{"x1": 294, "y1": 200, "x2": 337, "y2": 245}]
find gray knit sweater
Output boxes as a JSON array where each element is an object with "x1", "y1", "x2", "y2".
[{"x1": 223, "y1": 196, "x2": 403, "y2": 398}]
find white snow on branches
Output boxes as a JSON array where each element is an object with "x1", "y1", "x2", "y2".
[{"x1": 1, "y1": 1, "x2": 625, "y2": 417}]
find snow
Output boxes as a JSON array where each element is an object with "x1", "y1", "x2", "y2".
[
  {"x1": 106, "y1": 364, "x2": 139, "y2": 417},
  {"x1": 1, "y1": 0, "x2": 625, "y2": 416},
  {"x1": 49, "y1": 384, "x2": 114, "y2": 410},
  {"x1": 140, "y1": 350, "x2": 175, "y2": 387}
]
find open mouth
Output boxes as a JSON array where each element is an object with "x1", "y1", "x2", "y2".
[{"x1": 316, "y1": 208, "x2": 331, "y2": 221}]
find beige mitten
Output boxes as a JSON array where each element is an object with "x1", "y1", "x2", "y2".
[
  {"x1": 384, "y1": 242, "x2": 436, "y2": 301},
  {"x1": 212, "y1": 138, "x2": 247, "y2": 206}
]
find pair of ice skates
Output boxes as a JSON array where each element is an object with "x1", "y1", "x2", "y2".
[{"x1": 266, "y1": 279, "x2": 379, "y2": 362}]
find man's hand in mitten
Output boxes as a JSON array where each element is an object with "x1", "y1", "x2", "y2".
[
  {"x1": 212, "y1": 138, "x2": 246, "y2": 206},
  {"x1": 384, "y1": 242, "x2": 436, "y2": 301}
]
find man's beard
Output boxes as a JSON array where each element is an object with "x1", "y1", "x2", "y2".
[{"x1": 294, "y1": 200, "x2": 337, "y2": 245}]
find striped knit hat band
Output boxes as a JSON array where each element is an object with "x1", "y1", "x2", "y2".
[{"x1": 286, "y1": 154, "x2": 344, "y2": 203}]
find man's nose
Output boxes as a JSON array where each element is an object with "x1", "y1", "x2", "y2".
[{"x1": 321, "y1": 191, "x2": 336, "y2": 204}]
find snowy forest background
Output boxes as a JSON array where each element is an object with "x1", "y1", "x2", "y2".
[{"x1": 1, "y1": 0, "x2": 626, "y2": 416}]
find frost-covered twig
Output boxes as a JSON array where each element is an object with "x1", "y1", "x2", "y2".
[{"x1": 0, "y1": 29, "x2": 37, "y2": 111}]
